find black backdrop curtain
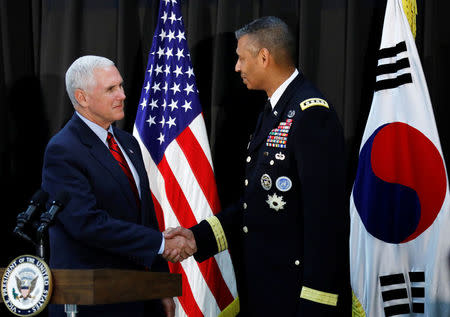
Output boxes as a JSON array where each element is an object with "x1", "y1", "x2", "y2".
[{"x1": 1, "y1": 0, "x2": 449, "y2": 314}]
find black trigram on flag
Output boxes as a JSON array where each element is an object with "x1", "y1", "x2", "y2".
[
  {"x1": 379, "y1": 271, "x2": 425, "y2": 316},
  {"x1": 409, "y1": 272, "x2": 425, "y2": 314},
  {"x1": 375, "y1": 41, "x2": 413, "y2": 91}
]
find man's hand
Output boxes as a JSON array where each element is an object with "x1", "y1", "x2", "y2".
[
  {"x1": 161, "y1": 297, "x2": 175, "y2": 317},
  {"x1": 162, "y1": 227, "x2": 197, "y2": 262}
]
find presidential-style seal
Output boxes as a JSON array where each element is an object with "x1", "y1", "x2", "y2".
[{"x1": 2, "y1": 255, "x2": 52, "y2": 316}]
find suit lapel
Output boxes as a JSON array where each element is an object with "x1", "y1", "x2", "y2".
[
  {"x1": 248, "y1": 109, "x2": 280, "y2": 153},
  {"x1": 115, "y1": 129, "x2": 145, "y2": 185},
  {"x1": 72, "y1": 115, "x2": 138, "y2": 212}
]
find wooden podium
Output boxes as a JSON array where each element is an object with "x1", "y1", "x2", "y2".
[{"x1": 1, "y1": 268, "x2": 181, "y2": 315}]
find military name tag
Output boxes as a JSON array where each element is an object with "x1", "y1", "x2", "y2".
[{"x1": 2, "y1": 255, "x2": 53, "y2": 316}]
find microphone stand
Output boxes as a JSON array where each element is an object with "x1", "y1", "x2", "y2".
[
  {"x1": 36, "y1": 232, "x2": 46, "y2": 261},
  {"x1": 13, "y1": 189, "x2": 49, "y2": 250},
  {"x1": 13, "y1": 226, "x2": 38, "y2": 248},
  {"x1": 13, "y1": 205, "x2": 41, "y2": 249},
  {"x1": 36, "y1": 195, "x2": 77, "y2": 317}
]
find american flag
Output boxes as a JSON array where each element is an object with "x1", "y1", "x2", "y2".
[{"x1": 133, "y1": 0, "x2": 238, "y2": 316}]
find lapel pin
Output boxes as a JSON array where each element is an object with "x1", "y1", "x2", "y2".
[
  {"x1": 287, "y1": 110, "x2": 295, "y2": 118},
  {"x1": 276, "y1": 176, "x2": 292, "y2": 192}
]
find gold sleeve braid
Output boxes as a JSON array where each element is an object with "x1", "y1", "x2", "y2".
[
  {"x1": 300, "y1": 286, "x2": 338, "y2": 306},
  {"x1": 218, "y1": 296, "x2": 240, "y2": 317},
  {"x1": 205, "y1": 216, "x2": 228, "y2": 253},
  {"x1": 352, "y1": 290, "x2": 366, "y2": 317}
]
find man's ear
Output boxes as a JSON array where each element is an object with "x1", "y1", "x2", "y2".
[
  {"x1": 74, "y1": 89, "x2": 87, "y2": 108},
  {"x1": 259, "y1": 48, "x2": 270, "y2": 67}
]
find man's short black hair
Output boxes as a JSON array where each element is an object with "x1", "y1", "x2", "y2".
[{"x1": 235, "y1": 16, "x2": 295, "y2": 66}]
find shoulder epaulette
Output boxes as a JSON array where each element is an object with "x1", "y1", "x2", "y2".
[{"x1": 299, "y1": 98, "x2": 329, "y2": 111}]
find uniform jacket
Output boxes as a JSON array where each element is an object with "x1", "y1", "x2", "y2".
[
  {"x1": 41, "y1": 113, "x2": 167, "y2": 316},
  {"x1": 191, "y1": 73, "x2": 349, "y2": 316}
]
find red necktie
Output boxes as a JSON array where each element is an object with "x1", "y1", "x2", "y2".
[{"x1": 107, "y1": 132, "x2": 141, "y2": 209}]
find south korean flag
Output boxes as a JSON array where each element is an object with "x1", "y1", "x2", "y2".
[{"x1": 349, "y1": 0, "x2": 450, "y2": 316}]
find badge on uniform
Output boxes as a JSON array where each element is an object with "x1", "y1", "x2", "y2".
[
  {"x1": 260, "y1": 174, "x2": 272, "y2": 190},
  {"x1": 299, "y1": 98, "x2": 329, "y2": 111},
  {"x1": 275, "y1": 152, "x2": 285, "y2": 160},
  {"x1": 287, "y1": 110, "x2": 296, "y2": 118},
  {"x1": 266, "y1": 193, "x2": 286, "y2": 211},
  {"x1": 276, "y1": 176, "x2": 292, "y2": 192},
  {"x1": 266, "y1": 119, "x2": 293, "y2": 148}
]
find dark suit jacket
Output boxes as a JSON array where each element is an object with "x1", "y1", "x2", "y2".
[
  {"x1": 191, "y1": 73, "x2": 350, "y2": 316},
  {"x1": 41, "y1": 113, "x2": 167, "y2": 316}
]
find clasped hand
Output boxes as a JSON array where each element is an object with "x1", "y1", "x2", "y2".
[{"x1": 162, "y1": 227, "x2": 197, "y2": 263}]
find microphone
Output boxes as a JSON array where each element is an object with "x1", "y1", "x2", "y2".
[
  {"x1": 13, "y1": 189, "x2": 49, "y2": 234},
  {"x1": 37, "y1": 191, "x2": 70, "y2": 234}
]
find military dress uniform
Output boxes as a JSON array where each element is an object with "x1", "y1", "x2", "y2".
[{"x1": 191, "y1": 71, "x2": 348, "y2": 316}]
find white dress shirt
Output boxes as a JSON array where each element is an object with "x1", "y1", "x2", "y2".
[
  {"x1": 269, "y1": 68, "x2": 299, "y2": 109},
  {"x1": 76, "y1": 112, "x2": 165, "y2": 254}
]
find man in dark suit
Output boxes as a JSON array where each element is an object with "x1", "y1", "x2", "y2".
[
  {"x1": 42, "y1": 55, "x2": 193, "y2": 316},
  {"x1": 165, "y1": 17, "x2": 349, "y2": 316}
]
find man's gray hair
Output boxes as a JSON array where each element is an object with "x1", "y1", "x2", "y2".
[
  {"x1": 65, "y1": 55, "x2": 115, "y2": 106},
  {"x1": 235, "y1": 16, "x2": 295, "y2": 65}
]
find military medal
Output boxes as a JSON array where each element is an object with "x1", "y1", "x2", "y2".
[
  {"x1": 266, "y1": 119, "x2": 293, "y2": 148},
  {"x1": 260, "y1": 174, "x2": 272, "y2": 190},
  {"x1": 266, "y1": 193, "x2": 286, "y2": 211}
]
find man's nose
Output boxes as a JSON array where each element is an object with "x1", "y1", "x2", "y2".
[
  {"x1": 118, "y1": 87, "x2": 126, "y2": 100},
  {"x1": 235, "y1": 60, "x2": 240, "y2": 72}
]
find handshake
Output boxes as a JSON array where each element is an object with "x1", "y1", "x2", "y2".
[{"x1": 162, "y1": 227, "x2": 197, "y2": 263}]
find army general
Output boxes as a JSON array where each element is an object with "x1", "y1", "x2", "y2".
[{"x1": 165, "y1": 16, "x2": 349, "y2": 316}]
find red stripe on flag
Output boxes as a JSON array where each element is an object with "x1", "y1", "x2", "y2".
[
  {"x1": 169, "y1": 262, "x2": 204, "y2": 317},
  {"x1": 198, "y1": 259, "x2": 235, "y2": 311},
  {"x1": 152, "y1": 191, "x2": 204, "y2": 315},
  {"x1": 158, "y1": 155, "x2": 234, "y2": 310},
  {"x1": 177, "y1": 127, "x2": 221, "y2": 214},
  {"x1": 158, "y1": 155, "x2": 198, "y2": 227},
  {"x1": 151, "y1": 192, "x2": 165, "y2": 232}
]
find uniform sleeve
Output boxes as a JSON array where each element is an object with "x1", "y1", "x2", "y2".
[
  {"x1": 191, "y1": 202, "x2": 241, "y2": 262},
  {"x1": 42, "y1": 142, "x2": 163, "y2": 268},
  {"x1": 293, "y1": 107, "x2": 350, "y2": 316}
]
